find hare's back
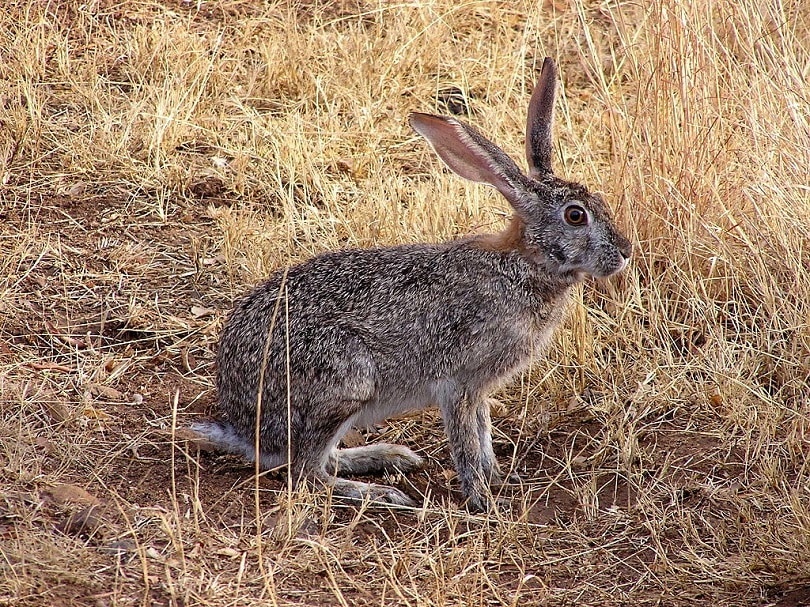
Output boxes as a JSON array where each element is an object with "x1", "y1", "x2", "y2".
[{"x1": 262, "y1": 243, "x2": 526, "y2": 324}]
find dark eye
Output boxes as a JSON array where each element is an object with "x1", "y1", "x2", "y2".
[{"x1": 564, "y1": 205, "x2": 588, "y2": 226}]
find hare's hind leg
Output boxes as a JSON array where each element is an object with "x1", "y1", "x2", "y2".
[
  {"x1": 319, "y1": 443, "x2": 418, "y2": 507},
  {"x1": 295, "y1": 335, "x2": 416, "y2": 506},
  {"x1": 290, "y1": 405, "x2": 416, "y2": 508},
  {"x1": 312, "y1": 450, "x2": 417, "y2": 508},
  {"x1": 329, "y1": 444, "x2": 423, "y2": 476}
]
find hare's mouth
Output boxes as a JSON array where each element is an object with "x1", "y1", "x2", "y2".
[
  {"x1": 557, "y1": 254, "x2": 629, "y2": 281},
  {"x1": 590, "y1": 255, "x2": 630, "y2": 279}
]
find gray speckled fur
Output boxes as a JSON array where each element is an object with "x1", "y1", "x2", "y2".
[{"x1": 194, "y1": 58, "x2": 631, "y2": 511}]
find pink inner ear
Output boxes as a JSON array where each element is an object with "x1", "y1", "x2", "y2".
[{"x1": 409, "y1": 113, "x2": 515, "y2": 196}]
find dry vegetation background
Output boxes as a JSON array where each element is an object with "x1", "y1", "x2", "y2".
[{"x1": 1, "y1": 0, "x2": 809, "y2": 605}]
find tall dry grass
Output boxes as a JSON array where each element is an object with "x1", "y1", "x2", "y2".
[{"x1": 1, "y1": 0, "x2": 809, "y2": 605}]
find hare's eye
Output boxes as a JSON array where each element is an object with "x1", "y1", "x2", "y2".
[{"x1": 564, "y1": 205, "x2": 588, "y2": 226}]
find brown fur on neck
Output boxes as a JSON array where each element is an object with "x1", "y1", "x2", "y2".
[{"x1": 469, "y1": 215, "x2": 528, "y2": 254}]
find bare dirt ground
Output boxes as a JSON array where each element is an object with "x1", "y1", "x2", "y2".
[{"x1": 2, "y1": 1, "x2": 810, "y2": 606}]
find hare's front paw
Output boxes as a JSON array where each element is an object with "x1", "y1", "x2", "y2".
[
  {"x1": 489, "y1": 469, "x2": 522, "y2": 487},
  {"x1": 483, "y1": 459, "x2": 522, "y2": 487},
  {"x1": 466, "y1": 491, "x2": 521, "y2": 513},
  {"x1": 464, "y1": 493, "x2": 491, "y2": 513}
]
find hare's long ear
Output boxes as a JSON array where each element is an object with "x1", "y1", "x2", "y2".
[
  {"x1": 525, "y1": 57, "x2": 558, "y2": 178},
  {"x1": 409, "y1": 112, "x2": 529, "y2": 212}
]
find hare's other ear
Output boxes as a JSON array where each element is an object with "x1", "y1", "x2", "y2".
[
  {"x1": 409, "y1": 112, "x2": 528, "y2": 211},
  {"x1": 525, "y1": 57, "x2": 558, "y2": 179}
]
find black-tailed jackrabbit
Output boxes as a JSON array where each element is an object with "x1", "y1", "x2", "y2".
[{"x1": 193, "y1": 58, "x2": 631, "y2": 512}]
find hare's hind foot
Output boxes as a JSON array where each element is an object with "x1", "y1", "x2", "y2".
[
  {"x1": 329, "y1": 478, "x2": 416, "y2": 508},
  {"x1": 329, "y1": 444, "x2": 424, "y2": 476}
]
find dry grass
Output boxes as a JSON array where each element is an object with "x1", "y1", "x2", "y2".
[{"x1": 1, "y1": 0, "x2": 809, "y2": 605}]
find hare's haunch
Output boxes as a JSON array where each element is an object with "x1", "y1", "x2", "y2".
[{"x1": 193, "y1": 57, "x2": 631, "y2": 512}]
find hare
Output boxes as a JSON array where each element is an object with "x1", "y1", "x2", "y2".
[{"x1": 193, "y1": 57, "x2": 631, "y2": 512}]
